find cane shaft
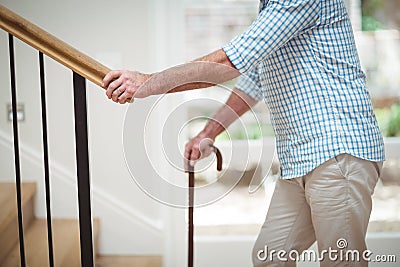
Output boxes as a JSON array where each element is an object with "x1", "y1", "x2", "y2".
[{"x1": 187, "y1": 146, "x2": 222, "y2": 267}]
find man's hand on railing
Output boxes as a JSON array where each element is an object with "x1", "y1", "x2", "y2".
[
  {"x1": 101, "y1": 49, "x2": 240, "y2": 105},
  {"x1": 102, "y1": 70, "x2": 151, "y2": 104}
]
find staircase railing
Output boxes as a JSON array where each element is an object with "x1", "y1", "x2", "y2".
[{"x1": 1, "y1": 5, "x2": 109, "y2": 267}]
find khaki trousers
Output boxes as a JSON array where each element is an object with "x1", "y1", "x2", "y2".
[{"x1": 253, "y1": 154, "x2": 382, "y2": 267}]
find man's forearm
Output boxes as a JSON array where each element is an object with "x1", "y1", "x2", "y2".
[
  {"x1": 136, "y1": 49, "x2": 240, "y2": 97},
  {"x1": 200, "y1": 88, "x2": 258, "y2": 140}
]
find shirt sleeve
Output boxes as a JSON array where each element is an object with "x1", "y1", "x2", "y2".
[
  {"x1": 235, "y1": 67, "x2": 264, "y2": 101},
  {"x1": 223, "y1": 0, "x2": 320, "y2": 74}
]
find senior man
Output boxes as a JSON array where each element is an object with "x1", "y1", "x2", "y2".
[{"x1": 103, "y1": 0, "x2": 384, "y2": 266}]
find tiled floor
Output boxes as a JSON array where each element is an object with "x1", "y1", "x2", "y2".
[
  {"x1": 195, "y1": 174, "x2": 400, "y2": 235},
  {"x1": 370, "y1": 180, "x2": 400, "y2": 231},
  {"x1": 195, "y1": 174, "x2": 276, "y2": 235},
  {"x1": 95, "y1": 256, "x2": 162, "y2": 267}
]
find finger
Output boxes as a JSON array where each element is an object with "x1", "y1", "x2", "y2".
[
  {"x1": 190, "y1": 147, "x2": 201, "y2": 167},
  {"x1": 106, "y1": 78, "x2": 123, "y2": 99},
  {"x1": 118, "y1": 96, "x2": 127, "y2": 105},
  {"x1": 112, "y1": 86, "x2": 126, "y2": 102},
  {"x1": 184, "y1": 147, "x2": 192, "y2": 172},
  {"x1": 184, "y1": 145, "x2": 191, "y2": 161},
  {"x1": 103, "y1": 70, "x2": 122, "y2": 88},
  {"x1": 118, "y1": 90, "x2": 134, "y2": 104}
]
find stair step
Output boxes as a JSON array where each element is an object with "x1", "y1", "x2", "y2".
[
  {"x1": 0, "y1": 182, "x2": 36, "y2": 263},
  {"x1": 95, "y1": 255, "x2": 162, "y2": 267},
  {"x1": 2, "y1": 218, "x2": 99, "y2": 267}
]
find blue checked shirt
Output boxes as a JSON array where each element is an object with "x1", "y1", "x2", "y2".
[{"x1": 223, "y1": 0, "x2": 385, "y2": 179}]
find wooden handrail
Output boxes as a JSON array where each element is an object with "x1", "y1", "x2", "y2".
[{"x1": 0, "y1": 5, "x2": 110, "y2": 87}]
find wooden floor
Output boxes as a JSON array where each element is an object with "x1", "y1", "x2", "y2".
[
  {"x1": 95, "y1": 256, "x2": 162, "y2": 267},
  {"x1": 0, "y1": 182, "x2": 36, "y2": 264},
  {"x1": 2, "y1": 218, "x2": 100, "y2": 267},
  {"x1": 0, "y1": 182, "x2": 163, "y2": 267},
  {"x1": 0, "y1": 182, "x2": 103, "y2": 267}
]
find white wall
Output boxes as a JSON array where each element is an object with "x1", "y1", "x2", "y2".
[{"x1": 0, "y1": 0, "x2": 188, "y2": 258}]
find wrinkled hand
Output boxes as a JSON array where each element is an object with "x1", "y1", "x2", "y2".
[
  {"x1": 102, "y1": 70, "x2": 151, "y2": 104},
  {"x1": 184, "y1": 133, "x2": 215, "y2": 171}
]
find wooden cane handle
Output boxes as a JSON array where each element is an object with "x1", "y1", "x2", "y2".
[{"x1": 211, "y1": 145, "x2": 223, "y2": 171}]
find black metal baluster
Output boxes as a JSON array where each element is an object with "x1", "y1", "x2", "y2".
[
  {"x1": 8, "y1": 33, "x2": 26, "y2": 267},
  {"x1": 39, "y1": 52, "x2": 55, "y2": 267},
  {"x1": 72, "y1": 72, "x2": 94, "y2": 267}
]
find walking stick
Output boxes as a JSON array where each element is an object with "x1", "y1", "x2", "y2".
[{"x1": 187, "y1": 145, "x2": 223, "y2": 267}]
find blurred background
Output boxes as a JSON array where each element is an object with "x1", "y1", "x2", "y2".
[
  {"x1": 0, "y1": 0, "x2": 399, "y2": 266},
  {"x1": 184, "y1": 1, "x2": 400, "y2": 266}
]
